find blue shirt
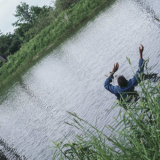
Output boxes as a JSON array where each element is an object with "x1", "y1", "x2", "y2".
[{"x1": 104, "y1": 59, "x2": 144, "y2": 100}]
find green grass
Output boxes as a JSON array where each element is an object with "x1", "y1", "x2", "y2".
[{"x1": 52, "y1": 72, "x2": 160, "y2": 160}]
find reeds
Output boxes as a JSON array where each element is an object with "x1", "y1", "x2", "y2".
[{"x1": 53, "y1": 71, "x2": 160, "y2": 160}]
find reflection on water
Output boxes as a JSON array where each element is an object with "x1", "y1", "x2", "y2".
[
  {"x1": 134, "y1": 0, "x2": 160, "y2": 21},
  {"x1": 0, "y1": 138, "x2": 26, "y2": 160},
  {"x1": 143, "y1": 73, "x2": 160, "y2": 82},
  {"x1": 0, "y1": 0, "x2": 160, "y2": 159}
]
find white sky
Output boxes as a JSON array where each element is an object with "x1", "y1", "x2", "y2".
[{"x1": 0, "y1": 0, "x2": 55, "y2": 34}]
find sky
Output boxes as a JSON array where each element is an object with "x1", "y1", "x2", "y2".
[{"x1": 0, "y1": 0, "x2": 55, "y2": 34}]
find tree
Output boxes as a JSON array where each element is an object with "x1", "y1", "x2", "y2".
[
  {"x1": 0, "y1": 32, "x2": 21, "y2": 58},
  {"x1": 12, "y1": 2, "x2": 31, "y2": 26},
  {"x1": 12, "y1": 2, "x2": 53, "y2": 43},
  {"x1": 13, "y1": 2, "x2": 53, "y2": 27},
  {"x1": 0, "y1": 2, "x2": 54, "y2": 67}
]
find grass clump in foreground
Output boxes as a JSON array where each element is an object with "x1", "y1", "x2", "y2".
[{"x1": 52, "y1": 77, "x2": 160, "y2": 160}]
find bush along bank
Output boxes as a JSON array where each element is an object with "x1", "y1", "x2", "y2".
[
  {"x1": 0, "y1": 0, "x2": 114, "y2": 86},
  {"x1": 52, "y1": 77, "x2": 160, "y2": 160}
]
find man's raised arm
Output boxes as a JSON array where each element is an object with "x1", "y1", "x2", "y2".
[
  {"x1": 104, "y1": 63, "x2": 119, "y2": 93},
  {"x1": 132, "y1": 44, "x2": 145, "y2": 85}
]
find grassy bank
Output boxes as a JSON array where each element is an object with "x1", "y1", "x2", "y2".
[
  {"x1": 53, "y1": 78, "x2": 160, "y2": 160},
  {"x1": 0, "y1": 0, "x2": 115, "y2": 86}
]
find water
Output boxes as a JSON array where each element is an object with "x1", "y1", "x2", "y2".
[{"x1": 0, "y1": 0, "x2": 160, "y2": 159}]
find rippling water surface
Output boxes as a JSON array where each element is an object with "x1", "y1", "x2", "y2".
[{"x1": 0, "y1": 0, "x2": 160, "y2": 159}]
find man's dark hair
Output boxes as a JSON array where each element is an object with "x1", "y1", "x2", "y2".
[{"x1": 117, "y1": 75, "x2": 128, "y2": 88}]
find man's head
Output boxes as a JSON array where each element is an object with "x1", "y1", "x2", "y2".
[{"x1": 117, "y1": 75, "x2": 128, "y2": 88}]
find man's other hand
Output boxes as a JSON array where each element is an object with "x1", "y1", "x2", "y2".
[{"x1": 112, "y1": 62, "x2": 119, "y2": 73}]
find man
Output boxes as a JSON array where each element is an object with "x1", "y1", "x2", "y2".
[{"x1": 104, "y1": 45, "x2": 144, "y2": 101}]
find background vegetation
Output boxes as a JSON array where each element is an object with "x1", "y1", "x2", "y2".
[
  {"x1": 0, "y1": 3, "x2": 52, "y2": 61},
  {"x1": 0, "y1": 0, "x2": 110, "y2": 85}
]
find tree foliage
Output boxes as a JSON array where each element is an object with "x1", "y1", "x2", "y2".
[
  {"x1": 0, "y1": 2, "x2": 53, "y2": 63},
  {"x1": 12, "y1": 2, "x2": 52, "y2": 27},
  {"x1": 0, "y1": 32, "x2": 21, "y2": 58},
  {"x1": 12, "y1": 2, "x2": 53, "y2": 43}
]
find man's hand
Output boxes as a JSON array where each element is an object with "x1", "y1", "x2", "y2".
[
  {"x1": 112, "y1": 62, "x2": 119, "y2": 73},
  {"x1": 139, "y1": 44, "x2": 144, "y2": 59}
]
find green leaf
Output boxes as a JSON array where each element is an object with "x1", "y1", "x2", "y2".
[{"x1": 126, "y1": 56, "x2": 131, "y2": 65}]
